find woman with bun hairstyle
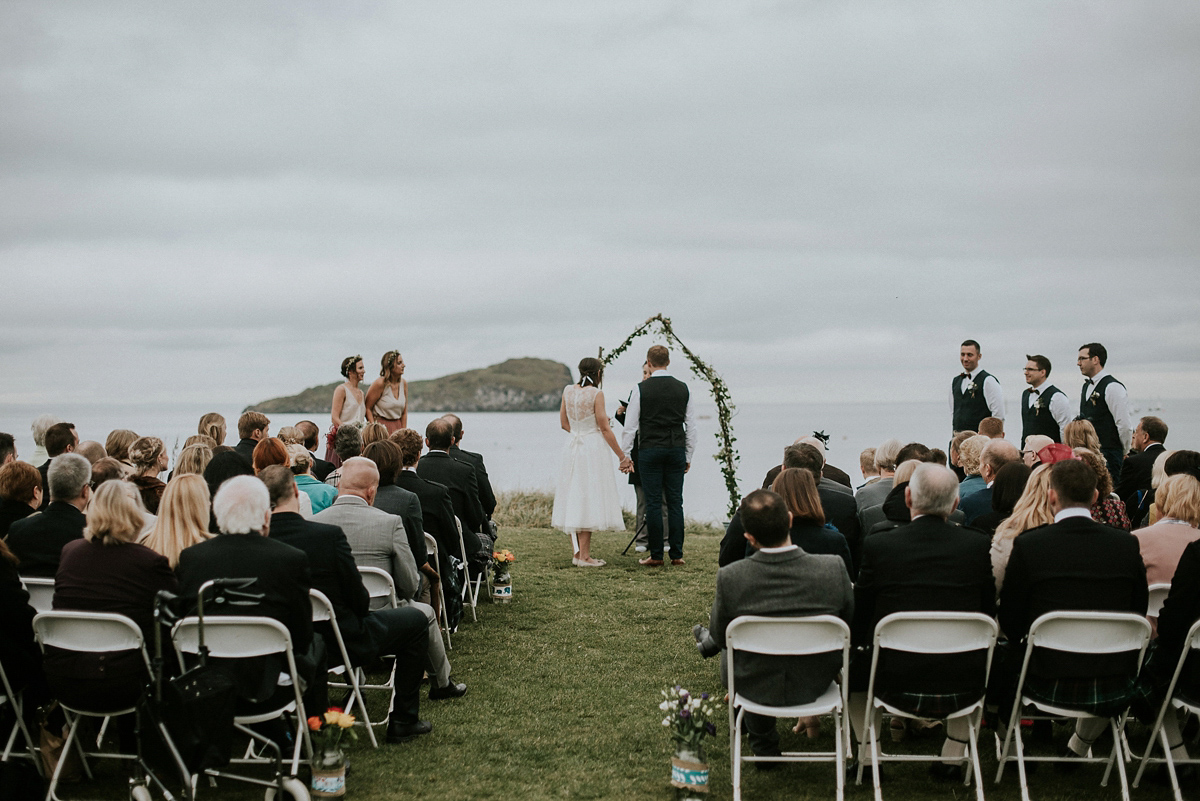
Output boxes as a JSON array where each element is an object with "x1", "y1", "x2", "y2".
[
  {"x1": 365, "y1": 350, "x2": 409, "y2": 434},
  {"x1": 197, "y1": 413, "x2": 226, "y2": 447},
  {"x1": 326, "y1": 355, "x2": 368, "y2": 468}
]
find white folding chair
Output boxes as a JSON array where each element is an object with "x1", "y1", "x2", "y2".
[
  {"x1": 20, "y1": 577, "x2": 54, "y2": 614},
  {"x1": 1148, "y1": 583, "x2": 1172, "y2": 619},
  {"x1": 455, "y1": 517, "x2": 482, "y2": 621},
  {"x1": 861, "y1": 612, "x2": 998, "y2": 801},
  {"x1": 726, "y1": 615, "x2": 852, "y2": 801},
  {"x1": 354, "y1": 567, "x2": 398, "y2": 705},
  {"x1": 310, "y1": 590, "x2": 378, "y2": 749},
  {"x1": 0, "y1": 658, "x2": 43, "y2": 776},
  {"x1": 32, "y1": 611, "x2": 150, "y2": 801},
  {"x1": 995, "y1": 611, "x2": 1152, "y2": 801},
  {"x1": 172, "y1": 615, "x2": 313, "y2": 782},
  {"x1": 425, "y1": 532, "x2": 452, "y2": 649},
  {"x1": 1133, "y1": 617, "x2": 1200, "y2": 797}
]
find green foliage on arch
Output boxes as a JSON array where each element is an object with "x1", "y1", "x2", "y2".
[{"x1": 600, "y1": 314, "x2": 741, "y2": 518}]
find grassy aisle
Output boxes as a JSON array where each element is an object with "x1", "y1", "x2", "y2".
[{"x1": 68, "y1": 522, "x2": 1172, "y2": 800}]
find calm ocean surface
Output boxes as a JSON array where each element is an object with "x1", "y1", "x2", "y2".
[{"x1": 3, "y1": 398, "x2": 1196, "y2": 524}]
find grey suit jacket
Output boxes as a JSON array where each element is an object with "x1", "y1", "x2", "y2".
[
  {"x1": 313, "y1": 495, "x2": 419, "y2": 601},
  {"x1": 820, "y1": 476, "x2": 853, "y2": 496},
  {"x1": 373, "y1": 484, "x2": 426, "y2": 566},
  {"x1": 709, "y1": 547, "x2": 854, "y2": 707}
]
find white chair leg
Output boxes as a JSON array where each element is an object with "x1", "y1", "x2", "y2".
[
  {"x1": 47, "y1": 714, "x2": 82, "y2": 801},
  {"x1": 732, "y1": 707, "x2": 744, "y2": 801},
  {"x1": 1110, "y1": 719, "x2": 1133, "y2": 801},
  {"x1": 969, "y1": 720, "x2": 985, "y2": 801},
  {"x1": 834, "y1": 709, "x2": 844, "y2": 801},
  {"x1": 1134, "y1": 708, "x2": 1167, "y2": 787},
  {"x1": 1161, "y1": 725, "x2": 1182, "y2": 799},
  {"x1": 869, "y1": 714, "x2": 882, "y2": 801},
  {"x1": 1013, "y1": 716, "x2": 1031, "y2": 801}
]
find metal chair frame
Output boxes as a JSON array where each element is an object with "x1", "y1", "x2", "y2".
[
  {"x1": 1132, "y1": 617, "x2": 1200, "y2": 799},
  {"x1": 310, "y1": 589, "x2": 378, "y2": 749}
]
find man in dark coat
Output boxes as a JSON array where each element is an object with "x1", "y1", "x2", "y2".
[
  {"x1": 233, "y1": 411, "x2": 270, "y2": 466},
  {"x1": 442, "y1": 414, "x2": 496, "y2": 521},
  {"x1": 415, "y1": 419, "x2": 485, "y2": 560},
  {"x1": 1115, "y1": 416, "x2": 1168, "y2": 528},
  {"x1": 7, "y1": 454, "x2": 90, "y2": 577}
]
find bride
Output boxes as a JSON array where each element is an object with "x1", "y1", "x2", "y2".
[{"x1": 552, "y1": 357, "x2": 630, "y2": 567}]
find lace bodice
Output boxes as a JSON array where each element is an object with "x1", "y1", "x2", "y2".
[{"x1": 563, "y1": 384, "x2": 600, "y2": 434}]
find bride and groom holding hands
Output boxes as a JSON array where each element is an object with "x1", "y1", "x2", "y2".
[{"x1": 550, "y1": 345, "x2": 698, "y2": 568}]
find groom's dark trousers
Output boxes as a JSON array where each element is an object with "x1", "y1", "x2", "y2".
[{"x1": 640, "y1": 447, "x2": 686, "y2": 561}]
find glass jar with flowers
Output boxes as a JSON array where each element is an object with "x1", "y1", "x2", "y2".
[
  {"x1": 659, "y1": 685, "x2": 718, "y2": 798},
  {"x1": 491, "y1": 549, "x2": 515, "y2": 601},
  {"x1": 307, "y1": 707, "x2": 358, "y2": 797}
]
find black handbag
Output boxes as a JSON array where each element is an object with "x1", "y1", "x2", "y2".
[{"x1": 139, "y1": 662, "x2": 237, "y2": 775}]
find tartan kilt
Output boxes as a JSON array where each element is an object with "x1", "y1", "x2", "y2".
[
  {"x1": 877, "y1": 689, "x2": 983, "y2": 720},
  {"x1": 1023, "y1": 674, "x2": 1138, "y2": 718}
]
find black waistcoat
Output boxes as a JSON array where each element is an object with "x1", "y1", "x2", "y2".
[
  {"x1": 952, "y1": 370, "x2": 993, "y2": 433},
  {"x1": 1021, "y1": 385, "x2": 1064, "y2": 446},
  {"x1": 638, "y1": 376, "x2": 689, "y2": 449},
  {"x1": 1080, "y1": 375, "x2": 1125, "y2": 450}
]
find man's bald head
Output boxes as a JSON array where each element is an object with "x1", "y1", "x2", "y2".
[
  {"x1": 338, "y1": 456, "x2": 380, "y2": 501},
  {"x1": 981, "y1": 439, "x2": 1021, "y2": 483}
]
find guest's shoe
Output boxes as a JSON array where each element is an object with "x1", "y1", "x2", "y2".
[
  {"x1": 385, "y1": 720, "x2": 433, "y2": 743},
  {"x1": 928, "y1": 762, "x2": 965, "y2": 783},
  {"x1": 639, "y1": 556, "x2": 664, "y2": 566},
  {"x1": 428, "y1": 680, "x2": 467, "y2": 700},
  {"x1": 671, "y1": 558, "x2": 686, "y2": 566},
  {"x1": 634, "y1": 545, "x2": 648, "y2": 553}
]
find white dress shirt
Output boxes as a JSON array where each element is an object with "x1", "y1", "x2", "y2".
[
  {"x1": 619, "y1": 368, "x2": 699, "y2": 463},
  {"x1": 1082, "y1": 368, "x2": 1133, "y2": 452},
  {"x1": 1026, "y1": 382, "x2": 1073, "y2": 441},
  {"x1": 948, "y1": 369, "x2": 1005, "y2": 420},
  {"x1": 1054, "y1": 507, "x2": 1093, "y2": 523},
  {"x1": 758, "y1": 544, "x2": 800, "y2": 554}
]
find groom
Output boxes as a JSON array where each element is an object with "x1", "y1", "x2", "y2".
[{"x1": 620, "y1": 345, "x2": 697, "y2": 566}]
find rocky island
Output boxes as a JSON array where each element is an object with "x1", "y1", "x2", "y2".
[{"x1": 245, "y1": 358, "x2": 573, "y2": 414}]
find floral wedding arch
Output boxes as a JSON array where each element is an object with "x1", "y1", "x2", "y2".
[{"x1": 599, "y1": 314, "x2": 741, "y2": 518}]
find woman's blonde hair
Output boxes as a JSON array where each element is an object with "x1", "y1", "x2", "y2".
[
  {"x1": 184, "y1": 434, "x2": 217, "y2": 450},
  {"x1": 361, "y1": 422, "x2": 389, "y2": 448},
  {"x1": 1064, "y1": 420, "x2": 1102, "y2": 454},
  {"x1": 277, "y1": 426, "x2": 303, "y2": 445},
  {"x1": 893, "y1": 459, "x2": 921, "y2": 486},
  {"x1": 104, "y1": 429, "x2": 138, "y2": 462},
  {"x1": 175, "y1": 444, "x2": 213, "y2": 476},
  {"x1": 141, "y1": 474, "x2": 212, "y2": 567},
  {"x1": 287, "y1": 443, "x2": 313, "y2": 476},
  {"x1": 1158, "y1": 474, "x2": 1200, "y2": 528},
  {"x1": 85, "y1": 480, "x2": 146, "y2": 546},
  {"x1": 1152, "y1": 450, "x2": 1176, "y2": 490},
  {"x1": 993, "y1": 464, "x2": 1055, "y2": 545},
  {"x1": 127, "y1": 436, "x2": 165, "y2": 471},
  {"x1": 959, "y1": 435, "x2": 989, "y2": 476},
  {"x1": 197, "y1": 413, "x2": 226, "y2": 446},
  {"x1": 770, "y1": 468, "x2": 824, "y2": 526}
]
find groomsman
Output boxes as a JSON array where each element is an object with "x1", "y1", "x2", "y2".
[
  {"x1": 1076, "y1": 342, "x2": 1132, "y2": 479},
  {"x1": 1019, "y1": 354, "x2": 1071, "y2": 447},
  {"x1": 950, "y1": 340, "x2": 1004, "y2": 435}
]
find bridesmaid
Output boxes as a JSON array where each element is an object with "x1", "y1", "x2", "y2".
[
  {"x1": 365, "y1": 350, "x2": 408, "y2": 434},
  {"x1": 325, "y1": 355, "x2": 367, "y2": 468}
]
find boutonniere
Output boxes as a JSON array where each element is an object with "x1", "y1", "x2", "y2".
[
  {"x1": 1033, "y1": 395, "x2": 1046, "y2": 414},
  {"x1": 966, "y1": 381, "x2": 979, "y2": 398},
  {"x1": 1089, "y1": 391, "x2": 1100, "y2": 407}
]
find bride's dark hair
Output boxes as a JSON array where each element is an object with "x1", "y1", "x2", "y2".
[{"x1": 577, "y1": 358, "x2": 604, "y2": 388}]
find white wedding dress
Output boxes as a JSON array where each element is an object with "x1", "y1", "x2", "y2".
[{"x1": 552, "y1": 384, "x2": 626, "y2": 539}]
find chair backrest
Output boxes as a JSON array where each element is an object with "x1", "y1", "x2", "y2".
[
  {"x1": 358, "y1": 566, "x2": 398, "y2": 608},
  {"x1": 32, "y1": 610, "x2": 145, "y2": 654},
  {"x1": 1148, "y1": 583, "x2": 1171, "y2": 618},
  {"x1": 424, "y1": 533, "x2": 438, "y2": 556},
  {"x1": 1027, "y1": 610, "x2": 1151, "y2": 655},
  {"x1": 310, "y1": 589, "x2": 333, "y2": 623},
  {"x1": 874, "y1": 611, "x2": 998, "y2": 654},
  {"x1": 726, "y1": 615, "x2": 850, "y2": 657},
  {"x1": 21, "y1": 577, "x2": 54, "y2": 614},
  {"x1": 173, "y1": 615, "x2": 292, "y2": 660}
]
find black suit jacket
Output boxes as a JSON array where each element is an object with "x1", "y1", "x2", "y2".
[
  {"x1": 1116, "y1": 443, "x2": 1165, "y2": 527},
  {"x1": 0, "y1": 498, "x2": 35, "y2": 539},
  {"x1": 852, "y1": 515, "x2": 995, "y2": 692},
  {"x1": 817, "y1": 487, "x2": 861, "y2": 576},
  {"x1": 6, "y1": 501, "x2": 86, "y2": 577},
  {"x1": 268, "y1": 512, "x2": 375, "y2": 664},
  {"x1": 449, "y1": 445, "x2": 496, "y2": 518},
  {"x1": 395, "y1": 470, "x2": 463, "y2": 560},
  {"x1": 0, "y1": 555, "x2": 41, "y2": 690},
  {"x1": 310, "y1": 452, "x2": 335, "y2": 482},
  {"x1": 417, "y1": 451, "x2": 486, "y2": 537},
  {"x1": 233, "y1": 438, "x2": 257, "y2": 466},
  {"x1": 999, "y1": 514, "x2": 1147, "y2": 678},
  {"x1": 37, "y1": 460, "x2": 51, "y2": 510}
]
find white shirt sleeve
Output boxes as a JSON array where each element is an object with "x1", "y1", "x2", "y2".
[
  {"x1": 684, "y1": 387, "x2": 698, "y2": 464},
  {"x1": 1048, "y1": 390, "x2": 1074, "y2": 440},
  {"x1": 1105, "y1": 380, "x2": 1134, "y2": 452},
  {"x1": 984, "y1": 374, "x2": 1005, "y2": 420},
  {"x1": 619, "y1": 384, "x2": 640, "y2": 457}
]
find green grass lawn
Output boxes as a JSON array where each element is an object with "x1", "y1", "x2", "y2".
[{"x1": 60, "y1": 522, "x2": 1175, "y2": 800}]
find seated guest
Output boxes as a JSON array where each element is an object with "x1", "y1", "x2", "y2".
[
  {"x1": 1117, "y1": 416, "x2": 1168, "y2": 528},
  {"x1": 75, "y1": 441, "x2": 107, "y2": 465},
  {"x1": 362, "y1": 441, "x2": 434, "y2": 600},
  {"x1": 47, "y1": 480, "x2": 176, "y2": 714},
  {"x1": 176, "y1": 475, "x2": 325, "y2": 714},
  {"x1": 89, "y1": 457, "x2": 128, "y2": 487},
  {"x1": 295, "y1": 421, "x2": 334, "y2": 482},
  {"x1": 858, "y1": 448, "x2": 880, "y2": 490},
  {"x1": 197, "y1": 412, "x2": 227, "y2": 447},
  {"x1": 1075, "y1": 447, "x2": 1131, "y2": 530},
  {"x1": 253, "y1": 438, "x2": 312, "y2": 517},
  {"x1": 442, "y1": 413, "x2": 498, "y2": 522},
  {"x1": 260, "y1": 466, "x2": 432, "y2": 743},
  {"x1": 693, "y1": 489, "x2": 853, "y2": 760},
  {"x1": 0, "y1": 432, "x2": 15, "y2": 465},
  {"x1": 139, "y1": 474, "x2": 213, "y2": 568},
  {"x1": 0, "y1": 537, "x2": 48, "y2": 711},
  {"x1": 7, "y1": 454, "x2": 91, "y2": 576},
  {"x1": 104, "y1": 429, "x2": 138, "y2": 469},
  {"x1": 969, "y1": 461, "x2": 1031, "y2": 537},
  {"x1": 856, "y1": 439, "x2": 902, "y2": 510},
  {"x1": 314, "y1": 457, "x2": 466, "y2": 702},
  {"x1": 416, "y1": 419, "x2": 487, "y2": 560},
  {"x1": 128, "y1": 436, "x2": 169, "y2": 514},
  {"x1": 762, "y1": 436, "x2": 853, "y2": 496},
  {"x1": 38, "y1": 422, "x2": 78, "y2": 509},
  {"x1": 849, "y1": 464, "x2": 994, "y2": 778},
  {"x1": 0, "y1": 460, "x2": 42, "y2": 538},
  {"x1": 857, "y1": 459, "x2": 922, "y2": 537},
  {"x1": 392, "y1": 429, "x2": 461, "y2": 564},
  {"x1": 276, "y1": 426, "x2": 303, "y2": 446},
  {"x1": 1021, "y1": 434, "x2": 1055, "y2": 468},
  {"x1": 990, "y1": 464, "x2": 1054, "y2": 592},
  {"x1": 995, "y1": 459, "x2": 1148, "y2": 761},
  {"x1": 958, "y1": 439, "x2": 1021, "y2": 525},
  {"x1": 323, "y1": 424, "x2": 363, "y2": 489},
  {"x1": 947, "y1": 431, "x2": 974, "y2": 482},
  {"x1": 1063, "y1": 419, "x2": 1104, "y2": 459},
  {"x1": 978, "y1": 417, "x2": 1005, "y2": 439},
  {"x1": 1134, "y1": 474, "x2": 1200, "y2": 586},
  {"x1": 234, "y1": 412, "x2": 270, "y2": 465},
  {"x1": 184, "y1": 435, "x2": 217, "y2": 450},
  {"x1": 287, "y1": 445, "x2": 336, "y2": 514},
  {"x1": 361, "y1": 422, "x2": 390, "y2": 449},
  {"x1": 956, "y1": 435, "x2": 990, "y2": 499},
  {"x1": 29, "y1": 414, "x2": 61, "y2": 467},
  {"x1": 774, "y1": 443, "x2": 861, "y2": 573},
  {"x1": 203, "y1": 451, "x2": 255, "y2": 499},
  {"x1": 174, "y1": 443, "x2": 213, "y2": 477}
]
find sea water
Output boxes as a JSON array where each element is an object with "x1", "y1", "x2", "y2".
[{"x1": 2, "y1": 398, "x2": 1195, "y2": 524}]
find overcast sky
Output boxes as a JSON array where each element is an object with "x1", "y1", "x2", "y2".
[{"x1": 3, "y1": 1, "x2": 1198, "y2": 410}]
